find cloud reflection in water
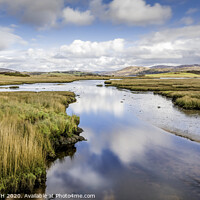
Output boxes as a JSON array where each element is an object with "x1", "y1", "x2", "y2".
[{"x1": 44, "y1": 81, "x2": 200, "y2": 200}]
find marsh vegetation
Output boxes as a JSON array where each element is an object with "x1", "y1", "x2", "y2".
[
  {"x1": 44, "y1": 79, "x2": 200, "y2": 200},
  {"x1": 155, "y1": 91, "x2": 200, "y2": 110},
  {"x1": 0, "y1": 73, "x2": 200, "y2": 195},
  {"x1": 0, "y1": 91, "x2": 81, "y2": 193},
  {"x1": 146, "y1": 72, "x2": 200, "y2": 78},
  {"x1": 105, "y1": 78, "x2": 200, "y2": 110},
  {"x1": 0, "y1": 73, "x2": 110, "y2": 86}
]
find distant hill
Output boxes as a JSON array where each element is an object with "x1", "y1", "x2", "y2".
[
  {"x1": 0, "y1": 68, "x2": 30, "y2": 77},
  {"x1": 54, "y1": 70, "x2": 97, "y2": 76},
  {"x1": 101, "y1": 66, "x2": 150, "y2": 76},
  {"x1": 0, "y1": 68, "x2": 17, "y2": 73},
  {"x1": 101, "y1": 64, "x2": 200, "y2": 76},
  {"x1": 144, "y1": 64, "x2": 200, "y2": 75},
  {"x1": 28, "y1": 70, "x2": 99, "y2": 76}
]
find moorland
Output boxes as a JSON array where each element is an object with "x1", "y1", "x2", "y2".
[
  {"x1": 0, "y1": 69, "x2": 200, "y2": 193},
  {"x1": 105, "y1": 74, "x2": 200, "y2": 110},
  {"x1": 0, "y1": 91, "x2": 83, "y2": 193}
]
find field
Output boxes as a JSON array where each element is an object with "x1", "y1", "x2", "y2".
[
  {"x1": 155, "y1": 91, "x2": 200, "y2": 110},
  {"x1": 146, "y1": 72, "x2": 200, "y2": 78},
  {"x1": 0, "y1": 91, "x2": 81, "y2": 193},
  {"x1": 105, "y1": 78, "x2": 200, "y2": 110},
  {"x1": 0, "y1": 73, "x2": 113, "y2": 193},
  {"x1": 0, "y1": 72, "x2": 200, "y2": 193},
  {"x1": 0, "y1": 74, "x2": 110, "y2": 86}
]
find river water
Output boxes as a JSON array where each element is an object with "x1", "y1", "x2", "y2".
[{"x1": 1, "y1": 80, "x2": 200, "y2": 200}]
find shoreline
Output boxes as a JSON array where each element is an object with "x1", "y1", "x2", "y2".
[
  {"x1": 0, "y1": 91, "x2": 86, "y2": 195},
  {"x1": 161, "y1": 127, "x2": 200, "y2": 143},
  {"x1": 0, "y1": 74, "x2": 111, "y2": 86},
  {"x1": 1, "y1": 78, "x2": 199, "y2": 194},
  {"x1": 105, "y1": 81, "x2": 200, "y2": 143},
  {"x1": 105, "y1": 79, "x2": 200, "y2": 111}
]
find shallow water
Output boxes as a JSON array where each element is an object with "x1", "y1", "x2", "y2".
[
  {"x1": 2, "y1": 80, "x2": 200, "y2": 200},
  {"x1": 0, "y1": 81, "x2": 199, "y2": 140}
]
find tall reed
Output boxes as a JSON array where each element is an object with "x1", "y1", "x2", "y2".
[
  {"x1": 0, "y1": 91, "x2": 79, "y2": 193},
  {"x1": 106, "y1": 78, "x2": 200, "y2": 110}
]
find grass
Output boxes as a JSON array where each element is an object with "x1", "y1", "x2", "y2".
[
  {"x1": 105, "y1": 78, "x2": 200, "y2": 110},
  {"x1": 155, "y1": 91, "x2": 200, "y2": 110},
  {"x1": 146, "y1": 72, "x2": 200, "y2": 78},
  {"x1": 0, "y1": 91, "x2": 80, "y2": 193},
  {"x1": 3, "y1": 72, "x2": 30, "y2": 77},
  {"x1": 106, "y1": 78, "x2": 200, "y2": 91},
  {"x1": 0, "y1": 74, "x2": 110, "y2": 86}
]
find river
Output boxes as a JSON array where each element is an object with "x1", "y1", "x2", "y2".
[{"x1": 2, "y1": 80, "x2": 200, "y2": 200}]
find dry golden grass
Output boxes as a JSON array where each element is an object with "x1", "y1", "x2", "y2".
[
  {"x1": 146, "y1": 72, "x2": 200, "y2": 78},
  {"x1": 155, "y1": 91, "x2": 200, "y2": 110},
  {"x1": 106, "y1": 78, "x2": 200, "y2": 91},
  {"x1": 0, "y1": 91, "x2": 79, "y2": 193},
  {"x1": 106, "y1": 78, "x2": 200, "y2": 110},
  {"x1": 0, "y1": 74, "x2": 110, "y2": 86}
]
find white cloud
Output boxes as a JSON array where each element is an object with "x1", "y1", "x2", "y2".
[
  {"x1": 63, "y1": 7, "x2": 95, "y2": 26},
  {"x1": 10, "y1": 24, "x2": 18, "y2": 28},
  {"x1": 90, "y1": 0, "x2": 108, "y2": 21},
  {"x1": 180, "y1": 17, "x2": 194, "y2": 25},
  {"x1": 90, "y1": 0, "x2": 172, "y2": 26},
  {"x1": 58, "y1": 39, "x2": 124, "y2": 58},
  {"x1": 186, "y1": 8, "x2": 198, "y2": 15},
  {"x1": 143, "y1": 25, "x2": 200, "y2": 43},
  {"x1": 0, "y1": 0, "x2": 94, "y2": 28},
  {"x1": 127, "y1": 25, "x2": 200, "y2": 65},
  {"x1": 0, "y1": 0, "x2": 172, "y2": 28},
  {"x1": 0, "y1": 27, "x2": 26, "y2": 50},
  {"x1": 70, "y1": 86, "x2": 124, "y2": 116},
  {"x1": 1, "y1": 25, "x2": 200, "y2": 71},
  {"x1": 0, "y1": 0, "x2": 64, "y2": 28}
]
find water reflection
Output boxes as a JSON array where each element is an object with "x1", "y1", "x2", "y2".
[
  {"x1": 69, "y1": 87, "x2": 124, "y2": 116},
  {"x1": 1, "y1": 80, "x2": 200, "y2": 199},
  {"x1": 0, "y1": 81, "x2": 199, "y2": 140},
  {"x1": 125, "y1": 92, "x2": 200, "y2": 140},
  {"x1": 46, "y1": 81, "x2": 200, "y2": 200}
]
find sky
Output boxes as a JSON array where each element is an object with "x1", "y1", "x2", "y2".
[{"x1": 0, "y1": 0, "x2": 200, "y2": 72}]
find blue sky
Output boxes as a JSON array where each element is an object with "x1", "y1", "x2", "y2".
[{"x1": 0, "y1": 0, "x2": 200, "y2": 71}]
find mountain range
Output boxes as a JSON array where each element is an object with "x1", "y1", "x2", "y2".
[
  {"x1": 100, "y1": 64, "x2": 200, "y2": 76},
  {"x1": 0, "y1": 68, "x2": 17, "y2": 73},
  {"x1": 0, "y1": 64, "x2": 200, "y2": 76}
]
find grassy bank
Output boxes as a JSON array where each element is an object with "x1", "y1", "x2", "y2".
[
  {"x1": 0, "y1": 74, "x2": 110, "y2": 86},
  {"x1": 146, "y1": 72, "x2": 200, "y2": 78},
  {"x1": 155, "y1": 91, "x2": 200, "y2": 110},
  {"x1": 105, "y1": 78, "x2": 200, "y2": 110},
  {"x1": 0, "y1": 91, "x2": 82, "y2": 193},
  {"x1": 105, "y1": 78, "x2": 200, "y2": 91}
]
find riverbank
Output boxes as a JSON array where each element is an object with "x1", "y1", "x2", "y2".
[
  {"x1": 44, "y1": 79, "x2": 200, "y2": 200},
  {"x1": 105, "y1": 78, "x2": 200, "y2": 110},
  {"x1": 0, "y1": 74, "x2": 110, "y2": 86},
  {"x1": 0, "y1": 91, "x2": 84, "y2": 194},
  {"x1": 146, "y1": 72, "x2": 200, "y2": 78}
]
